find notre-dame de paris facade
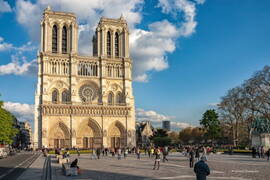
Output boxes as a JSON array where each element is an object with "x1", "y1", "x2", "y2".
[{"x1": 34, "y1": 6, "x2": 136, "y2": 149}]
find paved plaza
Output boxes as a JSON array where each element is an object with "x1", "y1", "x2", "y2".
[{"x1": 45, "y1": 153, "x2": 270, "y2": 180}]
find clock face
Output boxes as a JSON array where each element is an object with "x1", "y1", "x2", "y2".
[{"x1": 79, "y1": 84, "x2": 97, "y2": 102}]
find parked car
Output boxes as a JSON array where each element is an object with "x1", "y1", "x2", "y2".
[{"x1": 0, "y1": 148, "x2": 8, "y2": 159}]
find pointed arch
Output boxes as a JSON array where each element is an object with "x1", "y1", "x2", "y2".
[
  {"x1": 61, "y1": 89, "x2": 70, "y2": 103},
  {"x1": 107, "y1": 31, "x2": 111, "y2": 56},
  {"x1": 52, "y1": 25, "x2": 58, "y2": 53},
  {"x1": 62, "y1": 26, "x2": 67, "y2": 53},
  {"x1": 116, "y1": 91, "x2": 122, "y2": 105},
  {"x1": 48, "y1": 121, "x2": 70, "y2": 148},
  {"x1": 52, "y1": 89, "x2": 59, "y2": 103},
  {"x1": 108, "y1": 121, "x2": 126, "y2": 148},
  {"x1": 115, "y1": 32, "x2": 119, "y2": 57},
  {"x1": 77, "y1": 119, "x2": 102, "y2": 148},
  {"x1": 108, "y1": 91, "x2": 114, "y2": 105}
]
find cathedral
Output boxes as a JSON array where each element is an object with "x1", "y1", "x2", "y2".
[{"x1": 33, "y1": 7, "x2": 136, "y2": 149}]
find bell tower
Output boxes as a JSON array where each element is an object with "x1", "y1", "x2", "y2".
[
  {"x1": 40, "y1": 6, "x2": 78, "y2": 54},
  {"x1": 92, "y1": 16, "x2": 130, "y2": 58}
]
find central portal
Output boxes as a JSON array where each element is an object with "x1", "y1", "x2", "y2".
[{"x1": 77, "y1": 119, "x2": 102, "y2": 149}]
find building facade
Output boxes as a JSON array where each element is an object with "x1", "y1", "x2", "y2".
[
  {"x1": 162, "y1": 121, "x2": 171, "y2": 131},
  {"x1": 136, "y1": 121, "x2": 154, "y2": 147},
  {"x1": 34, "y1": 7, "x2": 136, "y2": 149},
  {"x1": 18, "y1": 121, "x2": 33, "y2": 149}
]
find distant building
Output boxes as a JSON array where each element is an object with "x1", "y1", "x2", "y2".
[
  {"x1": 136, "y1": 121, "x2": 154, "y2": 147},
  {"x1": 162, "y1": 121, "x2": 171, "y2": 131},
  {"x1": 18, "y1": 121, "x2": 33, "y2": 149}
]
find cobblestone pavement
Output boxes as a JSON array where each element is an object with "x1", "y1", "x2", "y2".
[{"x1": 52, "y1": 153, "x2": 270, "y2": 180}]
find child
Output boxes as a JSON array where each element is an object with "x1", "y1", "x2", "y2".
[{"x1": 153, "y1": 148, "x2": 161, "y2": 170}]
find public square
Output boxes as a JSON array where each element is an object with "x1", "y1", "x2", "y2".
[{"x1": 12, "y1": 152, "x2": 270, "y2": 180}]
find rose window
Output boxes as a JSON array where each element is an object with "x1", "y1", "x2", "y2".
[{"x1": 79, "y1": 84, "x2": 97, "y2": 102}]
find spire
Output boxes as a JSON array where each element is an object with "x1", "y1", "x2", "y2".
[
  {"x1": 120, "y1": 14, "x2": 124, "y2": 20},
  {"x1": 45, "y1": 5, "x2": 51, "y2": 11}
]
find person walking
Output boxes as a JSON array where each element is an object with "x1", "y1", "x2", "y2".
[
  {"x1": 195, "y1": 148, "x2": 200, "y2": 162},
  {"x1": 148, "y1": 147, "x2": 151, "y2": 158},
  {"x1": 76, "y1": 148, "x2": 80, "y2": 157},
  {"x1": 266, "y1": 148, "x2": 270, "y2": 161},
  {"x1": 96, "y1": 148, "x2": 101, "y2": 159},
  {"x1": 117, "y1": 148, "x2": 122, "y2": 160},
  {"x1": 194, "y1": 156, "x2": 210, "y2": 180},
  {"x1": 151, "y1": 147, "x2": 154, "y2": 158},
  {"x1": 261, "y1": 146, "x2": 265, "y2": 158},
  {"x1": 257, "y1": 146, "x2": 261, "y2": 158},
  {"x1": 124, "y1": 148, "x2": 128, "y2": 158},
  {"x1": 91, "y1": 149, "x2": 97, "y2": 160},
  {"x1": 162, "y1": 147, "x2": 168, "y2": 162},
  {"x1": 252, "y1": 147, "x2": 256, "y2": 158},
  {"x1": 189, "y1": 148, "x2": 195, "y2": 168},
  {"x1": 153, "y1": 148, "x2": 161, "y2": 170},
  {"x1": 136, "y1": 147, "x2": 141, "y2": 159}
]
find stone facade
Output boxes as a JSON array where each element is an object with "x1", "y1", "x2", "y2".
[
  {"x1": 136, "y1": 121, "x2": 154, "y2": 147},
  {"x1": 34, "y1": 7, "x2": 136, "y2": 149}
]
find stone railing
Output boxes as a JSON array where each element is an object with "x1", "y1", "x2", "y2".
[{"x1": 41, "y1": 104, "x2": 131, "y2": 117}]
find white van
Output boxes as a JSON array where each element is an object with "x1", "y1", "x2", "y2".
[{"x1": 0, "y1": 148, "x2": 8, "y2": 158}]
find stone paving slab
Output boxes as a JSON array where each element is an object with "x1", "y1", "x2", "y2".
[
  {"x1": 50, "y1": 153, "x2": 270, "y2": 180},
  {"x1": 18, "y1": 153, "x2": 44, "y2": 180}
]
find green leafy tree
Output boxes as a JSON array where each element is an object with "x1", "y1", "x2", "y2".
[
  {"x1": 0, "y1": 96, "x2": 18, "y2": 145},
  {"x1": 150, "y1": 128, "x2": 171, "y2": 147},
  {"x1": 200, "y1": 109, "x2": 220, "y2": 142}
]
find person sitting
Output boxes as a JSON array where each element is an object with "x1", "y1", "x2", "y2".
[{"x1": 70, "y1": 158, "x2": 80, "y2": 175}]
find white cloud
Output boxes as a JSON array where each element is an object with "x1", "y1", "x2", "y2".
[
  {"x1": 0, "y1": 36, "x2": 36, "y2": 52},
  {"x1": 136, "y1": 108, "x2": 193, "y2": 130},
  {"x1": 0, "y1": 55, "x2": 37, "y2": 76},
  {"x1": 171, "y1": 121, "x2": 193, "y2": 129},
  {"x1": 3, "y1": 102, "x2": 34, "y2": 122},
  {"x1": 0, "y1": 37, "x2": 13, "y2": 51},
  {"x1": 157, "y1": 0, "x2": 202, "y2": 37},
  {"x1": 0, "y1": 0, "x2": 12, "y2": 13},
  {"x1": 136, "y1": 108, "x2": 173, "y2": 122},
  {"x1": 15, "y1": 0, "x2": 204, "y2": 81}
]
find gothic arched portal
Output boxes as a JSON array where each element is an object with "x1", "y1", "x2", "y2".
[
  {"x1": 48, "y1": 121, "x2": 70, "y2": 148},
  {"x1": 108, "y1": 121, "x2": 126, "y2": 148},
  {"x1": 76, "y1": 119, "x2": 102, "y2": 149}
]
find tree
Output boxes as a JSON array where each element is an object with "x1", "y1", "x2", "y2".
[
  {"x1": 0, "y1": 97, "x2": 18, "y2": 145},
  {"x1": 179, "y1": 127, "x2": 205, "y2": 144},
  {"x1": 218, "y1": 66, "x2": 270, "y2": 146},
  {"x1": 150, "y1": 128, "x2": 171, "y2": 147},
  {"x1": 200, "y1": 109, "x2": 220, "y2": 142},
  {"x1": 168, "y1": 131, "x2": 180, "y2": 145}
]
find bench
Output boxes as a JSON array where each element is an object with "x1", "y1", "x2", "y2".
[{"x1": 62, "y1": 163, "x2": 78, "y2": 176}]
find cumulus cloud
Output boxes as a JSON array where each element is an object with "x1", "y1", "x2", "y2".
[
  {"x1": 136, "y1": 108, "x2": 192, "y2": 130},
  {"x1": 0, "y1": 36, "x2": 36, "y2": 52},
  {"x1": 15, "y1": 0, "x2": 204, "y2": 81},
  {"x1": 136, "y1": 108, "x2": 173, "y2": 122},
  {"x1": 171, "y1": 121, "x2": 193, "y2": 129},
  {"x1": 0, "y1": 55, "x2": 37, "y2": 76},
  {"x1": 0, "y1": 0, "x2": 12, "y2": 13},
  {"x1": 3, "y1": 102, "x2": 34, "y2": 122}
]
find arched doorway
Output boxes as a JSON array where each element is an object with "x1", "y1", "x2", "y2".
[
  {"x1": 48, "y1": 122, "x2": 70, "y2": 148},
  {"x1": 77, "y1": 119, "x2": 102, "y2": 149},
  {"x1": 108, "y1": 121, "x2": 126, "y2": 148}
]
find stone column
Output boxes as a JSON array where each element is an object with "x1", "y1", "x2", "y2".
[{"x1": 58, "y1": 24, "x2": 63, "y2": 54}]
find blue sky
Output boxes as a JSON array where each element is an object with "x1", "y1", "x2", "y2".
[{"x1": 0, "y1": 0, "x2": 270, "y2": 130}]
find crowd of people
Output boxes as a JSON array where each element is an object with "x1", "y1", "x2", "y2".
[
  {"x1": 55, "y1": 145, "x2": 210, "y2": 179},
  {"x1": 251, "y1": 146, "x2": 270, "y2": 160}
]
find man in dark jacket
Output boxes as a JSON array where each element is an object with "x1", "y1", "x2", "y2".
[{"x1": 194, "y1": 156, "x2": 210, "y2": 180}]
